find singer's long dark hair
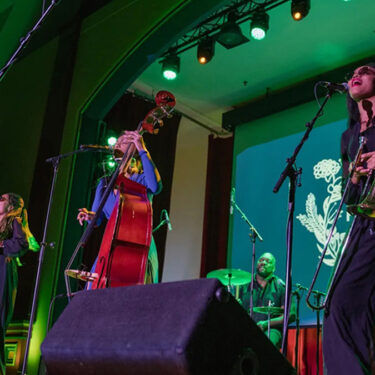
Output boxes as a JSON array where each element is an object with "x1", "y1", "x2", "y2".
[{"x1": 347, "y1": 62, "x2": 375, "y2": 128}]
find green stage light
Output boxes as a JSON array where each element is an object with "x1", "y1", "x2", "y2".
[
  {"x1": 161, "y1": 55, "x2": 180, "y2": 80},
  {"x1": 107, "y1": 136, "x2": 117, "y2": 146},
  {"x1": 250, "y1": 11, "x2": 269, "y2": 41},
  {"x1": 107, "y1": 160, "x2": 116, "y2": 169},
  {"x1": 103, "y1": 155, "x2": 116, "y2": 172}
]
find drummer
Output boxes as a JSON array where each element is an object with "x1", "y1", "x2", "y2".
[{"x1": 240, "y1": 252, "x2": 296, "y2": 349}]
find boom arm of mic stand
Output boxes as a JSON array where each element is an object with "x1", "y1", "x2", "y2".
[
  {"x1": 231, "y1": 199, "x2": 263, "y2": 318},
  {"x1": 232, "y1": 201, "x2": 263, "y2": 241},
  {"x1": 273, "y1": 93, "x2": 331, "y2": 194}
]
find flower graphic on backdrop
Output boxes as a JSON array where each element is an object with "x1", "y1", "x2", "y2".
[{"x1": 296, "y1": 159, "x2": 347, "y2": 267}]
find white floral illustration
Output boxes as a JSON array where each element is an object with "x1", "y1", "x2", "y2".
[{"x1": 296, "y1": 159, "x2": 346, "y2": 267}]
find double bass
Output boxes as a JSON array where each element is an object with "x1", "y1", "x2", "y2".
[{"x1": 85, "y1": 91, "x2": 175, "y2": 289}]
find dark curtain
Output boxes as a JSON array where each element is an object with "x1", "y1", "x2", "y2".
[
  {"x1": 81, "y1": 93, "x2": 181, "y2": 280},
  {"x1": 200, "y1": 134, "x2": 234, "y2": 277}
]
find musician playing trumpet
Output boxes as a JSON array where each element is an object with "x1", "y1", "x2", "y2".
[{"x1": 323, "y1": 63, "x2": 375, "y2": 375}]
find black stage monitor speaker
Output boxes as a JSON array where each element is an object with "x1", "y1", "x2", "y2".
[{"x1": 41, "y1": 278, "x2": 294, "y2": 375}]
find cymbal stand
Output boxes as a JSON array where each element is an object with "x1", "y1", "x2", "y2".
[
  {"x1": 231, "y1": 191, "x2": 263, "y2": 318},
  {"x1": 227, "y1": 273, "x2": 233, "y2": 294},
  {"x1": 267, "y1": 301, "x2": 273, "y2": 339}
]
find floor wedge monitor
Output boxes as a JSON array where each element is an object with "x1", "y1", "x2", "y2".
[{"x1": 41, "y1": 278, "x2": 295, "y2": 375}]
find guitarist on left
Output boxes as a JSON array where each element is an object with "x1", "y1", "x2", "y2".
[{"x1": 77, "y1": 130, "x2": 162, "y2": 285}]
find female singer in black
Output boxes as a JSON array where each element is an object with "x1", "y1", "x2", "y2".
[{"x1": 323, "y1": 63, "x2": 375, "y2": 374}]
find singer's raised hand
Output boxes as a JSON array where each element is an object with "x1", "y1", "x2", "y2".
[{"x1": 77, "y1": 208, "x2": 95, "y2": 225}]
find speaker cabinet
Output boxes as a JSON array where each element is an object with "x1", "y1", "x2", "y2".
[{"x1": 41, "y1": 279, "x2": 294, "y2": 375}]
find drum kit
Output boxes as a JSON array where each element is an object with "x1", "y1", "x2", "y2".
[{"x1": 207, "y1": 268, "x2": 284, "y2": 338}]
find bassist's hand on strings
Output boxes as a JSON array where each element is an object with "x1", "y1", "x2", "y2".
[{"x1": 115, "y1": 131, "x2": 145, "y2": 153}]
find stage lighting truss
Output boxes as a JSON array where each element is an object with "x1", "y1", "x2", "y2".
[{"x1": 160, "y1": 0, "x2": 289, "y2": 68}]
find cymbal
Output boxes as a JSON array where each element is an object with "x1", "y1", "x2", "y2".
[
  {"x1": 206, "y1": 268, "x2": 252, "y2": 286},
  {"x1": 253, "y1": 306, "x2": 284, "y2": 315}
]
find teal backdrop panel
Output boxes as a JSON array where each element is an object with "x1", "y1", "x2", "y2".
[{"x1": 231, "y1": 119, "x2": 350, "y2": 325}]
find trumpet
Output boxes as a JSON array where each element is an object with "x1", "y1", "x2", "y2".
[
  {"x1": 306, "y1": 136, "x2": 367, "y2": 311},
  {"x1": 347, "y1": 170, "x2": 375, "y2": 219}
]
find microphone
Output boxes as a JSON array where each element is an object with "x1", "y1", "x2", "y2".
[
  {"x1": 164, "y1": 210, "x2": 172, "y2": 231},
  {"x1": 230, "y1": 187, "x2": 235, "y2": 215},
  {"x1": 80, "y1": 144, "x2": 113, "y2": 152},
  {"x1": 320, "y1": 81, "x2": 349, "y2": 94}
]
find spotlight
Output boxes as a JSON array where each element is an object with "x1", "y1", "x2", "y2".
[
  {"x1": 197, "y1": 38, "x2": 215, "y2": 64},
  {"x1": 107, "y1": 159, "x2": 116, "y2": 169},
  {"x1": 161, "y1": 54, "x2": 180, "y2": 80},
  {"x1": 107, "y1": 136, "x2": 117, "y2": 146},
  {"x1": 291, "y1": 0, "x2": 310, "y2": 21},
  {"x1": 216, "y1": 13, "x2": 249, "y2": 49},
  {"x1": 104, "y1": 155, "x2": 116, "y2": 172},
  {"x1": 250, "y1": 11, "x2": 269, "y2": 41}
]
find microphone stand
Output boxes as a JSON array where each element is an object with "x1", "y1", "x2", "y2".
[
  {"x1": 21, "y1": 148, "x2": 100, "y2": 375},
  {"x1": 231, "y1": 197, "x2": 263, "y2": 318},
  {"x1": 273, "y1": 89, "x2": 334, "y2": 356},
  {"x1": 0, "y1": 0, "x2": 60, "y2": 82},
  {"x1": 313, "y1": 290, "x2": 325, "y2": 375}
]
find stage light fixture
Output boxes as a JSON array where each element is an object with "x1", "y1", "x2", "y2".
[
  {"x1": 216, "y1": 13, "x2": 249, "y2": 49},
  {"x1": 250, "y1": 11, "x2": 269, "y2": 40},
  {"x1": 291, "y1": 0, "x2": 310, "y2": 21},
  {"x1": 107, "y1": 159, "x2": 116, "y2": 169},
  {"x1": 107, "y1": 136, "x2": 117, "y2": 146},
  {"x1": 197, "y1": 38, "x2": 215, "y2": 64},
  {"x1": 161, "y1": 54, "x2": 180, "y2": 80}
]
